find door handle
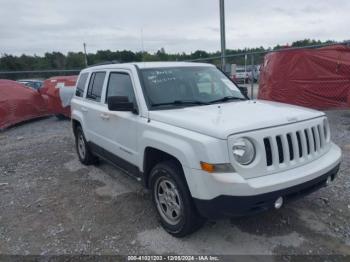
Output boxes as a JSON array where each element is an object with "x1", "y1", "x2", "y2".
[
  {"x1": 81, "y1": 107, "x2": 88, "y2": 113},
  {"x1": 100, "y1": 113, "x2": 110, "y2": 120}
]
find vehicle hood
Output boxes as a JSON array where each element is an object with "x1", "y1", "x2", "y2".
[{"x1": 149, "y1": 100, "x2": 325, "y2": 139}]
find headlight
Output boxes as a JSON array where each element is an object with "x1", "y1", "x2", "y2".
[{"x1": 232, "y1": 138, "x2": 255, "y2": 165}]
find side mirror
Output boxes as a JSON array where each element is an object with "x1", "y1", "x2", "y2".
[
  {"x1": 107, "y1": 96, "x2": 137, "y2": 113},
  {"x1": 238, "y1": 86, "x2": 249, "y2": 99}
]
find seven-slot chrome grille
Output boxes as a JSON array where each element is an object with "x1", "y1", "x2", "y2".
[
  {"x1": 263, "y1": 119, "x2": 329, "y2": 169},
  {"x1": 228, "y1": 116, "x2": 331, "y2": 178}
]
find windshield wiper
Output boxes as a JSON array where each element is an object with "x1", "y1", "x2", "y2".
[
  {"x1": 151, "y1": 100, "x2": 209, "y2": 107},
  {"x1": 208, "y1": 96, "x2": 246, "y2": 104}
]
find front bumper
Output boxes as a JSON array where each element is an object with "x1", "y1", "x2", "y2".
[
  {"x1": 194, "y1": 163, "x2": 340, "y2": 219},
  {"x1": 185, "y1": 143, "x2": 341, "y2": 200}
]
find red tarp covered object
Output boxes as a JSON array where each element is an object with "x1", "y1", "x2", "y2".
[
  {"x1": 258, "y1": 45, "x2": 350, "y2": 109},
  {"x1": 0, "y1": 80, "x2": 49, "y2": 129},
  {"x1": 41, "y1": 76, "x2": 78, "y2": 118}
]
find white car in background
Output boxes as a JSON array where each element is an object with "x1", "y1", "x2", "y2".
[{"x1": 232, "y1": 67, "x2": 251, "y2": 83}]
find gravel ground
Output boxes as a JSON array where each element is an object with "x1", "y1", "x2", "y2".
[{"x1": 0, "y1": 110, "x2": 349, "y2": 256}]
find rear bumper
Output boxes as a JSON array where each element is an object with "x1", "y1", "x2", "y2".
[{"x1": 194, "y1": 164, "x2": 340, "y2": 219}]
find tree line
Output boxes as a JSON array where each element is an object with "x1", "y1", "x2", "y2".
[{"x1": 0, "y1": 39, "x2": 337, "y2": 80}]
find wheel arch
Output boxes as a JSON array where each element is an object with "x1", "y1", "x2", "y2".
[
  {"x1": 139, "y1": 131, "x2": 200, "y2": 196},
  {"x1": 71, "y1": 108, "x2": 88, "y2": 138},
  {"x1": 143, "y1": 147, "x2": 187, "y2": 188},
  {"x1": 72, "y1": 119, "x2": 81, "y2": 137}
]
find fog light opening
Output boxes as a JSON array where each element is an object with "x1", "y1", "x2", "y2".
[
  {"x1": 326, "y1": 176, "x2": 332, "y2": 186},
  {"x1": 274, "y1": 197, "x2": 284, "y2": 209}
]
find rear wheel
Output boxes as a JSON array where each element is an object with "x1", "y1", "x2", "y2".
[
  {"x1": 75, "y1": 126, "x2": 97, "y2": 165},
  {"x1": 150, "y1": 160, "x2": 205, "y2": 237}
]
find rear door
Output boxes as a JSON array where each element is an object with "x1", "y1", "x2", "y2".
[{"x1": 83, "y1": 71, "x2": 108, "y2": 146}]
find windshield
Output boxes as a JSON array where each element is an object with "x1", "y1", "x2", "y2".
[{"x1": 140, "y1": 66, "x2": 245, "y2": 109}]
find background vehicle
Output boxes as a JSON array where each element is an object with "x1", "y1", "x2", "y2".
[
  {"x1": 259, "y1": 45, "x2": 350, "y2": 109},
  {"x1": 0, "y1": 80, "x2": 49, "y2": 129},
  {"x1": 232, "y1": 66, "x2": 250, "y2": 83},
  {"x1": 230, "y1": 65, "x2": 260, "y2": 83},
  {"x1": 71, "y1": 62, "x2": 341, "y2": 237},
  {"x1": 17, "y1": 79, "x2": 43, "y2": 90},
  {"x1": 40, "y1": 75, "x2": 78, "y2": 119}
]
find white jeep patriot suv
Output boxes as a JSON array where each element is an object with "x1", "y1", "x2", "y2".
[{"x1": 71, "y1": 62, "x2": 342, "y2": 237}]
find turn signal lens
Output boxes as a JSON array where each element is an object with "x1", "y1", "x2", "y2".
[
  {"x1": 200, "y1": 162, "x2": 235, "y2": 173},
  {"x1": 200, "y1": 162, "x2": 215, "y2": 173}
]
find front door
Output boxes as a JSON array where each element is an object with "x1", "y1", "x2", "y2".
[{"x1": 97, "y1": 71, "x2": 139, "y2": 172}]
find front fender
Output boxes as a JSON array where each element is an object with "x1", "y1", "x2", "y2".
[
  {"x1": 139, "y1": 129, "x2": 202, "y2": 197},
  {"x1": 138, "y1": 125, "x2": 230, "y2": 198},
  {"x1": 139, "y1": 129, "x2": 196, "y2": 171}
]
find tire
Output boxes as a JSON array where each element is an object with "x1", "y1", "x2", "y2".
[
  {"x1": 75, "y1": 126, "x2": 97, "y2": 165},
  {"x1": 149, "y1": 160, "x2": 205, "y2": 237},
  {"x1": 55, "y1": 114, "x2": 66, "y2": 120}
]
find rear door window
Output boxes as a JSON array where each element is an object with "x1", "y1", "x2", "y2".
[
  {"x1": 75, "y1": 73, "x2": 89, "y2": 97},
  {"x1": 86, "y1": 72, "x2": 106, "y2": 102}
]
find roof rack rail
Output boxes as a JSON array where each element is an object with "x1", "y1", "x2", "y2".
[{"x1": 88, "y1": 60, "x2": 120, "y2": 67}]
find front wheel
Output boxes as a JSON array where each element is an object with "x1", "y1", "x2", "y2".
[{"x1": 150, "y1": 160, "x2": 205, "y2": 237}]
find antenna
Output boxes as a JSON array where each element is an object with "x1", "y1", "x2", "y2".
[{"x1": 83, "y1": 43, "x2": 88, "y2": 66}]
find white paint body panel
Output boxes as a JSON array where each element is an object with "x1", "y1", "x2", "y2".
[
  {"x1": 71, "y1": 62, "x2": 342, "y2": 201},
  {"x1": 149, "y1": 100, "x2": 324, "y2": 139}
]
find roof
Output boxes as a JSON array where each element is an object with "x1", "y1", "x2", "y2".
[
  {"x1": 132, "y1": 61, "x2": 214, "y2": 69},
  {"x1": 81, "y1": 61, "x2": 214, "y2": 73}
]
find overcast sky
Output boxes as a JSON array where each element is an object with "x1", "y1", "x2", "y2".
[{"x1": 0, "y1": 0, "x2": 349, "y2": 56}]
